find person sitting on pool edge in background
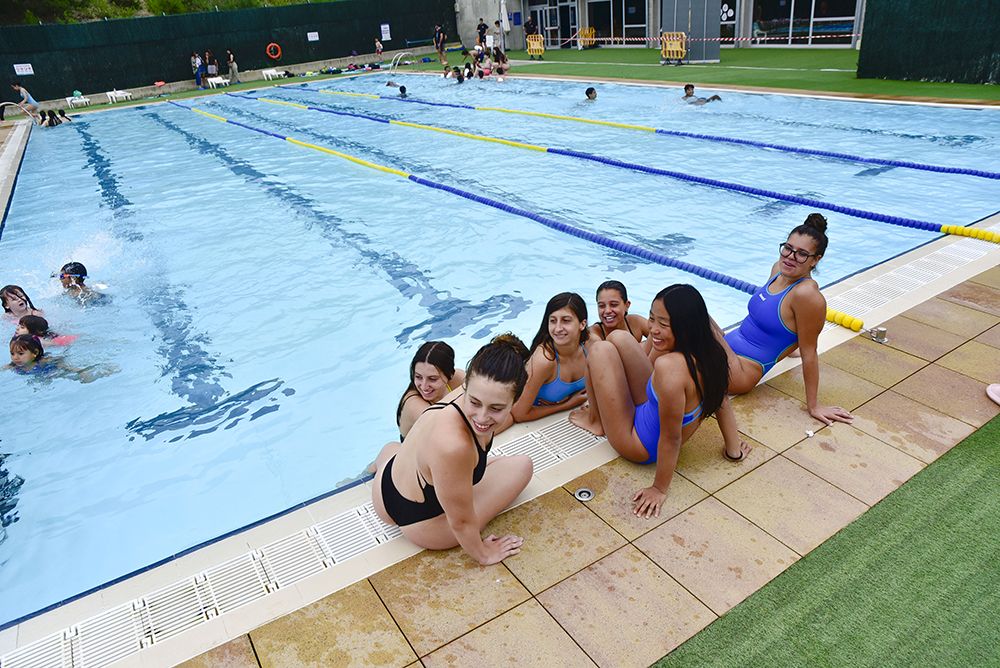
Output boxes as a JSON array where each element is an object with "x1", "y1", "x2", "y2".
[
  {"x1": 571, "y1": 284, "x2": 750, "y2": 518},
  {"x1": 1, "y1": 285, "x2": 43, "y2": 320},
  {"x1": 590, "y1": 280, "x2": 649, "y2": 344},
  {"x1": 397, "y1": 341, "x2": 466, "y2": 440},
  {"x1": 373, "y1": 333, "x2": 534, "y2": 564},
  {"x1": 512, "y1": 292, "x2": 590, "y2": 424},
  {"x1": 720, "y1": 213, "x2": 852, "y2": 426},
  {"x1": 682, "y1": 84, "x2": 721, "y2": 105},
  {"x1": 58, "y1": 261, "x2": 104, "y2": 304},
  {"x1": 16, "y1": 315, "x2": 77, "y2": 347},
  {"x1": 9, "y1": 82, "x2": 40, "y2": 122},
  {"x1": 585, "y1": 87, "x2": 597, "y2": 101}
]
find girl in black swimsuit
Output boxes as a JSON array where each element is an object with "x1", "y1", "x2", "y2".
[{"x1": 372, "y1": 334, "x2": 534, "y2": 565}]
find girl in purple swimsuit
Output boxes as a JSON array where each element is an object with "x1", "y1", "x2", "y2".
[
  {"x1": 571, "y1": 285, "x2": 749, "y2": 519},
  {"x1": 721, "y1": 214, "x2": 853, "y2": 426}
]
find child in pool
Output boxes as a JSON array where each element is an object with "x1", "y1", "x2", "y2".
[
  {"x1": 57, "y1": 261, "x2": 107, "y2": 305},
  {"x1": 1, "y1": 285, "x2": 44, "y2": 320},
  {"x1": 16, "y1": 315, "x2": 78, "y2": 346},
  {"x1": 8, "y1": 334, "x2": 113, "y2": 382}
]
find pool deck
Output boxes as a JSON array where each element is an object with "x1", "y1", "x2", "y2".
[
  {"x1": 1, "y1": 81, "x2": 999, "y2": 668},
  {"x1": 165, "y1": 265, "x2": 1000, "y2": 668}
]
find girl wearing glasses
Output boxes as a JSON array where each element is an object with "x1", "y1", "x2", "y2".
[{"x1": 723, "y1": 213, "x2": 853, "y2": 426}]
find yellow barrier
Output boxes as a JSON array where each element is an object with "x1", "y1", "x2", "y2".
[
  {"x1": 826, "y1": 308, "x2": 864, "y2": 332},
  {"x1": 579, "y1": 27, "x2": 596, "y2": 48},
  {"x1": 285, "y1": 138, "x2": 411, "y2": 178},
  {"x1": 526, "y1": 34, "x2": 545, "y2": 58},
  {"x1": 475, "y1": 106, "x2": 657, "y2": 132},
  {"x1": 319, "y1": 90, "x2": 380, "y2": 100},
  {"x1": 940, "y1": 224, "x2": 999, "y2": 243},
  {"x1": 192, "y1": 108, "x2": 227, "y2": 122},
  {"x1": 260, "y1": 98, "x2": 308, "y2": 109},
  {"x1": 389, "y1": 120, "x2": 548, "y2": 152},
  {"x1": 661, "y1": 31, "x2": 686, "y2": 62}
]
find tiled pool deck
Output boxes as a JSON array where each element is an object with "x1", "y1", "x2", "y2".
[{"x1": 178, "y1": 267, "x2": 1000, "y2": 668}]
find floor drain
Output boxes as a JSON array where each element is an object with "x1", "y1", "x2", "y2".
[{"x1": 574, "y1": 488, "x2": 594, "y2": 502}]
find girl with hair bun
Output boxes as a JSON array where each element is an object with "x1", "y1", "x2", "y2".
[
  {"x1": 396, "y1": 341, "x2": 466, "y2": 439},
  {"x1": 373, "y1": 333, "x2": 534, "y2": 564},
  {"x1": 721, "y1": 213, "x2": 853, "y2": 425},
  {"x1": 571, "y1": 285, "x2": 749, "y2": 519},
  {"x1": 512, "y1": 292, "x2": 590, "y2": 424}
]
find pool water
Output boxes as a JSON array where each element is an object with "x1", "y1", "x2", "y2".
[{"x1": 0, "y1": 73, "x2": 997, "y2": 627}]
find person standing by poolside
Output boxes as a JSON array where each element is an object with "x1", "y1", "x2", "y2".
[
  {"x1": 373, "y1": 334, "x2": 533, "y2": 564},
  {"x1": 374, "y1": 38, "x2": 384, "y2": 59},
  {"x1": 492, "y1": 20, "x2": 504, "y2": 52},
  {"x1": 434, "y1": 24, "x2": 448, "y2": 65},
  {"x1": 191, "y1": 52, "x2": 203, "y2": 87},
  {"x1": 476, "y1": 18, "x2": 488, "y2": 47},
  {"x1": 226, "y1": 49, "x2": 240, "y2": 83}
]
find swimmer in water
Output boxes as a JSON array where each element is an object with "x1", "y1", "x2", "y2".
[
  {"x1": 585, "y1": 87, "x2": 597, "y2": 101},
  {"x1": 589, "y1": 280, "x2": 649, "y2": 344},
  {"x1": 398, "y1": 85, "x2": 408, "y2": 98},
  {"x1": 719, "y1": 213, "x2": 852, "y2": 426},
  {"x1": 57, "y1": 261, "x2": 105, "y2": 304},
  {"x1": 8, "y1": 334, "x2": 113, "y2": 382},
  {"x1": 397, "y1": 341, "x2": 467, "y2": 440},
  {"x1": 16, "y1": 315, "x2": 77, "y2": 346},
  {"x1": 1, "y1": 285, "x2": 43, "y2": 320},
  {"x1": 570, "y1": 285, "x2": 750, "y2": 517},
  {"x1": 511, "y1": 293, "x2": 589, "y2": 424},
  {"x1": 681, "y1": 83, "x2": 721, "y2": 105},
  {"x1": 373, "y1": 334, "x2": 533, "y2": 563}
]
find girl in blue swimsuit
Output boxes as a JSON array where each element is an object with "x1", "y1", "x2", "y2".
[
  {"x1": 511, "y1": 292, "x2": 590, "y2": 424},
  {"x1": 721, "y1": 214, "x2": 853, "y2": 426},
  {"x1": 570, "y1": 285, "x2": 749, "y2": 519},
  {"x1": 373, "y1": 334, "x2": 534, "y2": 565}
]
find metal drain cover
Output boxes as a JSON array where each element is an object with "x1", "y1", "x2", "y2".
[{"x1": 574, "y1": 487, "x2": 594, "y2": 502}]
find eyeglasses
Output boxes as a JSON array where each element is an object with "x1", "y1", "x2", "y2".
[{"x1": 778, "y1": 243, "x2": 818, "y2": 263}]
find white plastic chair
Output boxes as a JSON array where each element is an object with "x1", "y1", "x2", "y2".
[
  {"x1": 105, "y1": 89, "x2": 133, "y2": 103},
  {"x1": 206, "y1": 77, "x2": 230, "y2": 89},
  {"x1": 261, "y1": 69, "x2": 280, "y2": 81},
  {"x1": 65, "y1": 96, "x2": 91, "y2": 108}
]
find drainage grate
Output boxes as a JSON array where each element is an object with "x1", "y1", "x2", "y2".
[
  {"x1": 0, "y1": 632, "x2": 66, "y2": 668},
  {"x1": 144, "y1": 579, "x2": 207, "y2": 644},
  {"x1": 75, "y1": 605, "x2": 139, "y2": 668},
  {"x1": 537, "y1": 420, "x2": 603, "y2": 459},
  {"x1": 494, "y1": 433, "x2": 561, "y2": 472},
  {"x1": 258, "y1": 531, "x2": 326, "y2": 589},
  {"x1": 205, "y1": 553, "x2": 269, "y2": 614}
]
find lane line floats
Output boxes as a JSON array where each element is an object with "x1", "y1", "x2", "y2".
[
  {"x1": 246, "y1": 93, "x2": 1000, "y2": 244},
  {"x1": 168, "y1": 100, "x2": 759, "y2": 296},
  {"x1": 289, "y1": 86, "x2": 1000, "y2": 181}
]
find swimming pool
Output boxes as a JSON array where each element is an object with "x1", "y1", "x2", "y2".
[{"x1": 1, "y1": 73, "x2": 998, "y2": 628}]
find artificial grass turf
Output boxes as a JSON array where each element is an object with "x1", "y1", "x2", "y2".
[
  {"x1": 414, "y1": 48, "x2": 1000, "y2": 102},
  {"x1": 656, "y1": 414, "x2": 1000, "y2": 668}
]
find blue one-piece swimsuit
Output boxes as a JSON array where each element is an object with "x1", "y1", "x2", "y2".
[
  {"x1": 534, "y1": 347, "x2": 586, "y2": 405},
  {"x1": 633, "y1": 376, "x2": 702, "y2": 464},
  {"x1": 725, "y1": 275, "x2": 805, "y2": 376}
]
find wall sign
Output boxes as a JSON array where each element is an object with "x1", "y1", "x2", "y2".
[
  {"x1": 380, "y1": 23, "x2": 391, "y2": 40},
  {"x1": 307, "y1": 31, "x2": 319, "y2": 41},
  {"x1": 13, "y1": 63, "x2": 34, "y2": 76}
]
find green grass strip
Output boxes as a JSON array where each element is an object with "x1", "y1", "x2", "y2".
[
  {"x1": 415, "y1": 48, "x2": 1000, "y2": 102},
  {"x1": 656, "y1": 414, "x2": 1000, "y2": 668}
]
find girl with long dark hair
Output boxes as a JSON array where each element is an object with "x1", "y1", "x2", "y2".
[{"x1": 396, "y1": 341, "x2": 465, "y2": 439}]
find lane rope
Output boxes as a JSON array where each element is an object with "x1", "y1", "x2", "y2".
[
  {"x1": 286, "y1": 85, "x2": 1000, "y2": 181},
  {"x1": 244, "y1": 92, "x2": 1000, "y2": 243}
]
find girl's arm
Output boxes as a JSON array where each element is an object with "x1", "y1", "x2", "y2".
[
  {"x1": 794, "y1": 287, "x2": 853, "y2": 426},
  {"x1": 511, "y1": 352, "x2": 586, "y2": 423},
  {"x1": 632, "y1": 356, "x2": 685, "y2": 518},
  {"x1": 431, "y1": 431, "x2": 521, "y2": 565},
  {"x1": 628, "y1": 314, "x2": 650, "y2": 342}
]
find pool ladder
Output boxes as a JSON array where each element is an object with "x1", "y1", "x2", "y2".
[{"x1": 388, "y1": 51, "x2": 412, "y2": 75}]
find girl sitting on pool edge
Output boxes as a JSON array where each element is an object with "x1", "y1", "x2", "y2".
[
  {"x1": 589, "y1": 280, "x2": 649, "y2": 344},
  {"x1": 396, "y1": 341, "x2": 466, "y2": 439},
  {"x1": 373, "y1": 334, "x2": 533, "y2": 564},
  {"x1": 571, "y1": 285, "x2": 749, "y2": 518},
  {"x1": 720, "y1": 213, "x2": 853, "y2": 426},
  {"x1": 511, "y1": 292, "x2": 590, "y2": 424}
]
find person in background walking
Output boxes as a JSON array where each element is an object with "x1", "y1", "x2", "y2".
[
  {"x1": 434, "y1": 24, "x2": 448, "y2": 65},
  {"x1": 375, "y1": 37, "x2": 384, "y2": 58},
  {"x1": 226, "y1": 49, "x2": 240, "y2": 83},
  {"x1": 524, "y1": 15, "x2": 541, "y2": 59}
]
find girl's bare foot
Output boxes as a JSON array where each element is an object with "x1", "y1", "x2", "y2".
[
  {"x1": 569, "y1": 405, "x2": 604, "y2": 437},
  {"x1": 723, "y1": 440, "x2": 752, "y2": 462}
]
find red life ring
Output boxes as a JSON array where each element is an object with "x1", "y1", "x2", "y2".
[{"x1": 266, "y1": 42, "x2": 282, "y2": 60}]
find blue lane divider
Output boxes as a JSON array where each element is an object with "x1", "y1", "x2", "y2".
[
  {"x1": 548, "y1": 147, "x2": 943, "y2": 232},
  {"x1": 291, "y1": 85, "x2": 998, "y2": 181},
  {"x1": 227, "y1": 92, "x2": 391, "y2": 124},
  {"x1": 652, "y1": 129, "x2": 1000, "y2": 180},
  {"x1": 169, "y1": 100, "x2": 759, "y2": 295},
  {"x1": 240, "y1": 92, "x2": 945, "y2": 234}
]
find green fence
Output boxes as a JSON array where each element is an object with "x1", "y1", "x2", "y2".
[
  {"x1": 0, "y1": 0, "x2": 455, "y2": 101},
  {"x1": 857, "y1": 0, "x2": 999, "y2": 84}
]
